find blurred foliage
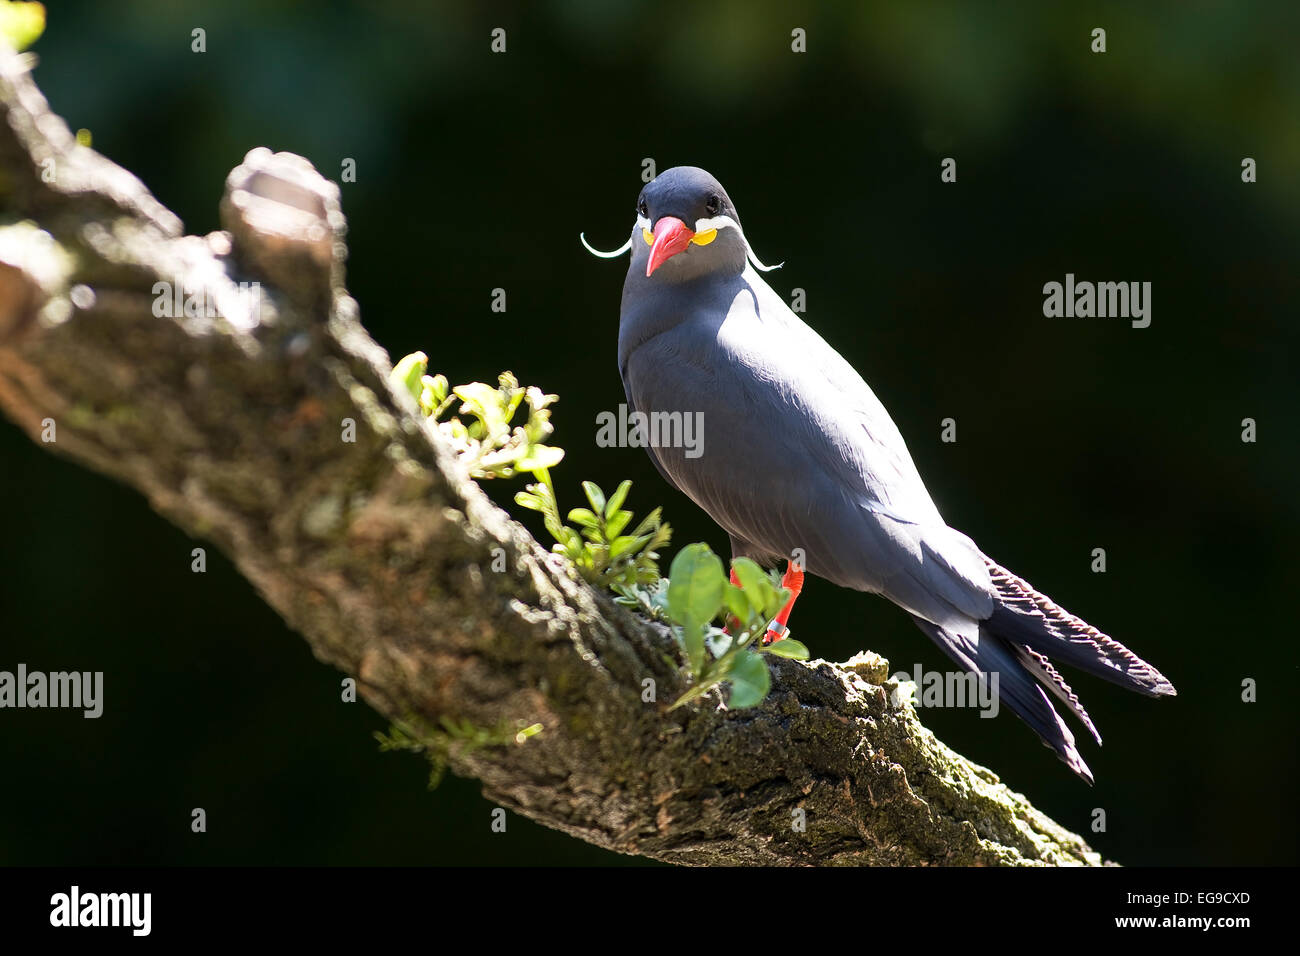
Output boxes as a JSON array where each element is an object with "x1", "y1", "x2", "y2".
[{"x1": 0, "y1": 0, "x2": 44, "y2": 51}]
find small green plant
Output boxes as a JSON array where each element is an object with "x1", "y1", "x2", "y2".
[
  {"x1": 515, "y1": 477, "x2": 671, "y2": 591},
  {"x1": 391, "y1": 351, "x2": 563, "y2": 480},
  {"x1": 664, "y1": 543, "x2": 811, "y2": 709},
  {"x1": 390, "y1": 352, "x2": 671, "y2": 592},
  {"x1": 612, "y1": 577, "x2": 670, "y2": 622}
]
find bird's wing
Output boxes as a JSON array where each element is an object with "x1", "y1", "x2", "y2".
[
  {"x1": 618, "y1": 386, "x2": 680, "y2": 490},
  {"x1": 721, "y1": 271, "x2": 951, "y2": 522},
  {"x1": 620, "y1": 268, "x2": 994, "y2": 631}
]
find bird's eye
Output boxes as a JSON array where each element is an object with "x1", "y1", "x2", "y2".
[
  {"x1": 637, "y1": 199, "x2": 648, "y2": 218},
  {"x1": 705, "y1": 194, "x2": 721, "y2": 216}
]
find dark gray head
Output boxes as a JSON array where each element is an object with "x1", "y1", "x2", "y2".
[{"x1": 628, "y1": 166, "x2": 748, "y2": 283}]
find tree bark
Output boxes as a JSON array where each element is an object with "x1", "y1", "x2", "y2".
[{"x1": 0, "y1": 46, "x2": 1105, "y2": 866}]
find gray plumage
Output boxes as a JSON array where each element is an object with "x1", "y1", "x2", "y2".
[{"x1": 615, "y1": 166, "x2": 1175, "y2": 783}]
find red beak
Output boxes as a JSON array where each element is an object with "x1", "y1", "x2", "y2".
[{"x1": 646, "y1": 216, "x2": 695, "y2": 277}]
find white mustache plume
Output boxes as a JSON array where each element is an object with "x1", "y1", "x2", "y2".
[{"x1": 580, "y1": 214, "x2": 783, "y2": 272}]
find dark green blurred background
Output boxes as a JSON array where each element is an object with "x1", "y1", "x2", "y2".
[{"x1": 2, "y1": 0, "x2": 1297, "y2": 865}]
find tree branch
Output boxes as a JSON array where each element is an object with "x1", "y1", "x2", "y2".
[{"x1": 0, "y1": 47, "x2": 1104, "y2": 866}]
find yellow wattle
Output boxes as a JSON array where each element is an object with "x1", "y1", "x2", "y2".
[{"x1": 691, "y1": 228, "x2": 718, "y2": 246}]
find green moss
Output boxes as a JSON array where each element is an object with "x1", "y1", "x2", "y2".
[
  {"x1": 375, "y1": 712, "x2": 542, "y2": 790},
  {"x1": 62, "y1": 401, "x2": 139, "y2": 430}
]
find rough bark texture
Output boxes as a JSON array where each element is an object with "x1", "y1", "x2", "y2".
[{"x1": 0, "y1": 47, "x2": 1106, "y2": 866}]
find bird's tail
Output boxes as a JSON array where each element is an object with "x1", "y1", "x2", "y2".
[
  {"x1": 984, "y1": 559, "x2": 1177, "y2": 699},
  {"x1": 909, "y1": 558, "x2": 1175, "y2": 784}
]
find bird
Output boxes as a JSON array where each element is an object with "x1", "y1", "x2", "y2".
[{"x1": 586, "y1": 165, "x2": 1178, "y2": 783}]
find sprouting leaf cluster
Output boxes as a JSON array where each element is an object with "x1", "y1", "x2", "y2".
[
  {"x1": 391, "y1": 351, "x2": 563, "y2": 479},
  {"x1": 516, "y1": 477, "x2": 671, "y2": 591},
  {"x1": 665, "y1": 543, "x2": 810, "y2": 710},
  {"x1": 390, "y1": 351, "x2": 672, "y2": 594}
]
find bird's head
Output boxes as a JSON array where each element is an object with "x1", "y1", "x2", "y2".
[
  {"x1": 633, "y1": 167, "x2": 746, "y2": 280},
  {"x1": 581, "y1": 166, "x2": 782, "y2": 282}
]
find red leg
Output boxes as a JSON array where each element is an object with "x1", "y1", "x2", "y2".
[
  {"x1": 722, "y1": 567, "x2": 742, "y2": 635},
  {"x1": 763, "y1": 561, "x2": 805, "y2": 645}
]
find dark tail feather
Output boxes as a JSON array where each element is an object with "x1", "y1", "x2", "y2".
[
  {"x1": 1005, "y1": 640, "x2": 1102, "y2": 746},
  {"x1": 910, "y1": 617, "x2": 1095, "y2": 784},
  {"x1": 984, "y1": 559, "x2": 1177, "y2": 698}
]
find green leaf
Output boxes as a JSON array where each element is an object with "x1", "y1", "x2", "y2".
[
  {"x1": 516, "y1": 444, "x2": 564, "y2": 472},
  {"x1": 727, "y1": 650, "x2": 771, "y2": 708},
  {"x1": 764, "y1": 638, "x2": 810, "y2": 660},
  {"x1": 418, "y1": 385, "x2": 437, "y2": 416},
  {"x1": 767, "y1": 588, "x2": 792, "y2": 619},
  {"x1": 604, "y1": 480, "x2": 631, "y2": 519},
  {"x1": 608, "y1": 534, "x2": 650, "y2": 560},
  {"x1": 723, "y1": 583, "x2": 751, "y2": 625},
  {"x1": 630, "y1": 506, "x2": 663, "y2": 538},
  {"x1": 605, "y1": 509, "x2": 633, "y2": 539},
  {"x1": 501, "y1": 378, "x2": 525, "y2": 420},
  {"x1": 581, "y1": 481, "x2": 606, "y2": 515},
  {"x1": 514, "y1": 491, "x2": 542, "y2": 510},
  {"x1": 705, "y1": 626, "x2": 733, "y2": 659},
  {"x1": 731, "y1": 558, "x2": 776, "y2": 616},
  {"x1": 566, "y1": 507, "x2": 600, "y2": 530},
  {"x1": 666, "y1": 543, "x2": 726, "y2": 674},
  {"x1": 454, "y1": 382, "x2": 504, "y2": 421},
  {"x1": 0, "y1": 1, "x2": 45, "y2": 51},
  {"x1": 390, "y1": 351, "x2": 428, "y2": 403},
  {"x1": 667, "y1": 544, "x2": 726, "y2": 626},
  {"x1": 424, "y1": 374, "x2": 448, "y2": 404}
]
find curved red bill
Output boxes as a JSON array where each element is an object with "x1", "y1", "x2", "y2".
[{"x1": 646, "y1": 216, "x2": 695, "y2": 276}]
